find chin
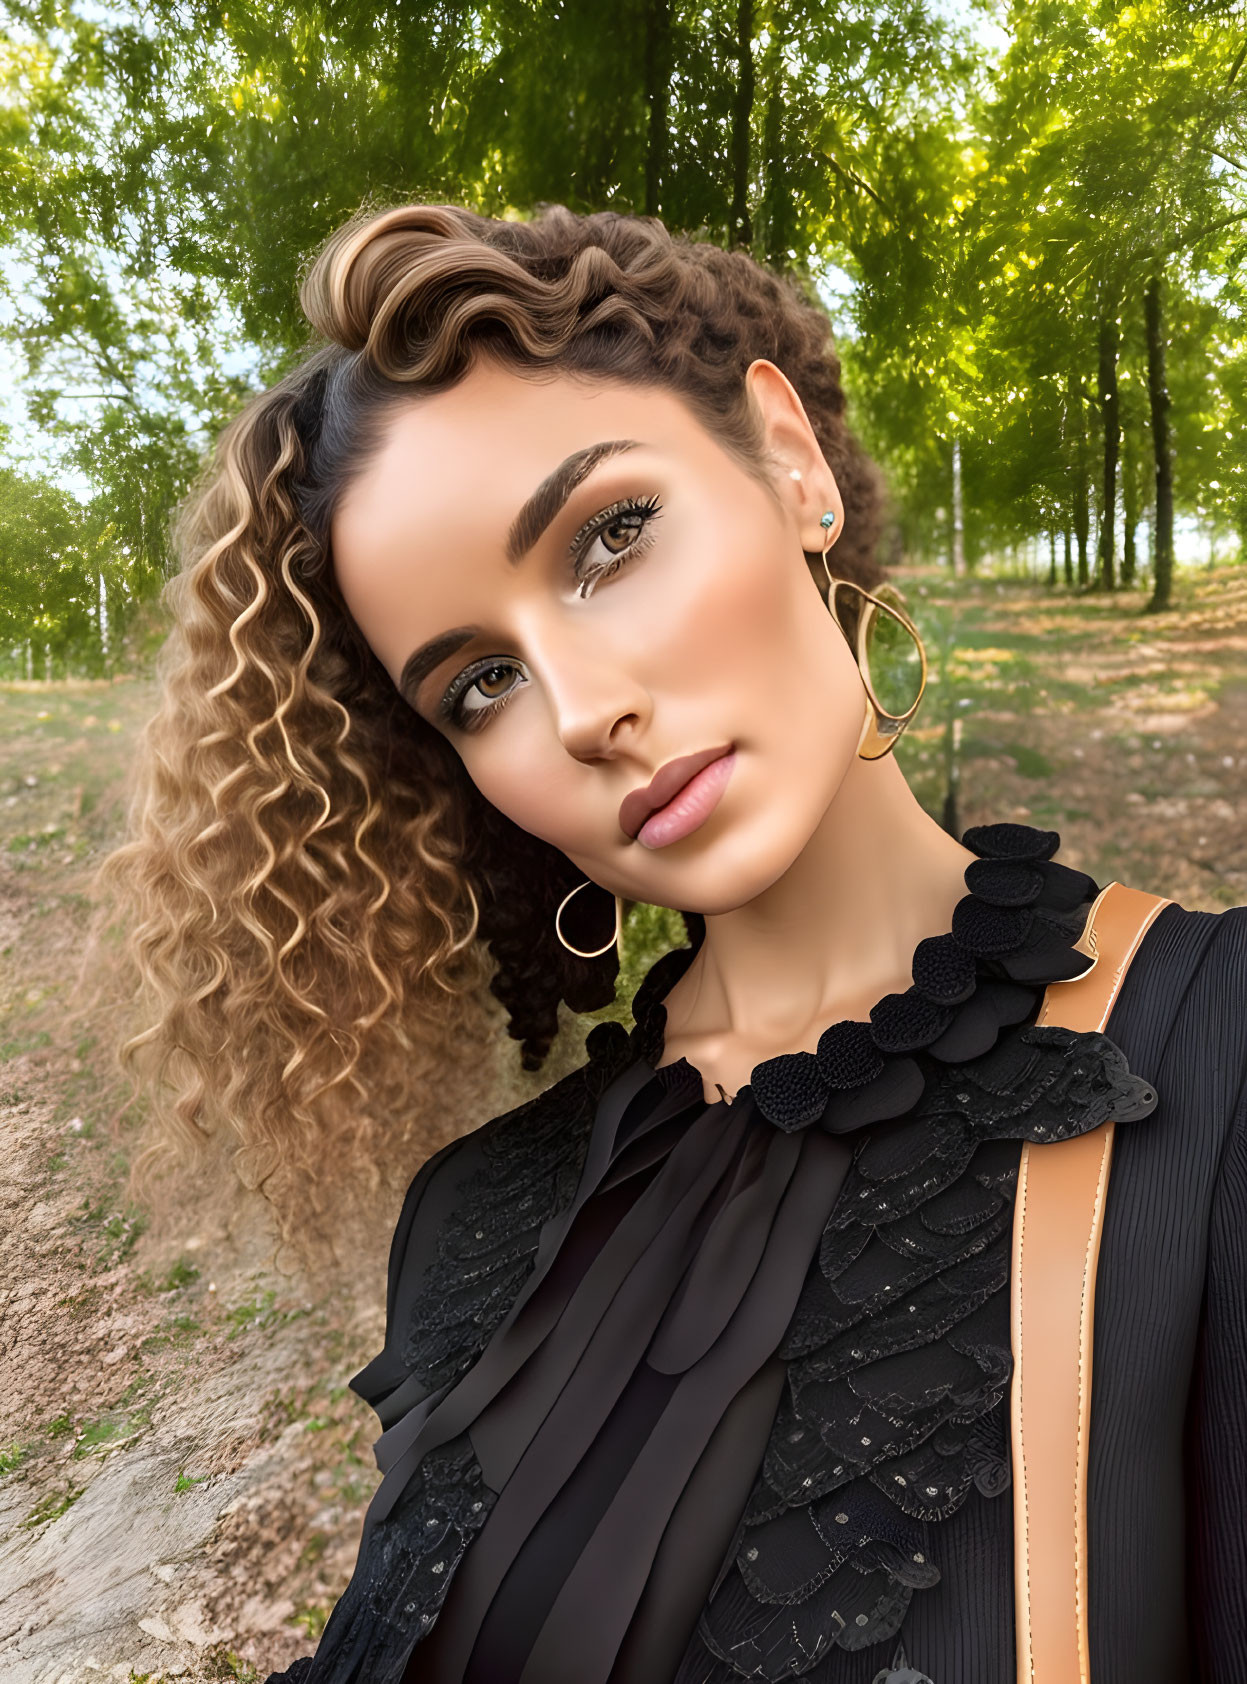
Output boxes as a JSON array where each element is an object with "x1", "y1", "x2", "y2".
[{"x1": 654, "y1": 813, "x2": 809, "y2": 916}]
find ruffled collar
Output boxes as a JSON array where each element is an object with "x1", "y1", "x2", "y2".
[{"x1": 623, "y1": 821, "x2": 1103, "y2": 1134}]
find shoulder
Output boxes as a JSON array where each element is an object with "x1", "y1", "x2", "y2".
[
  {"x1": 351, "y1": 1022, "x2": 632, "y2": 1416},
  {"x1": 1108, "y1": 894, "x2": 1247, "y2": 1158},
  {"x1": 388, "y1": 1022, "x2": 628, "y2": 1272},
  {"x1": 1114, "y1": 894, "x2": 1247, "y2": 1036},
  {"x1": 1125, "y1": 895, "x2": 1247, "y2": 983}
]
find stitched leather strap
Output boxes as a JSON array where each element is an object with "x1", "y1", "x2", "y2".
[{"x1": 1010, "y1": 880, "x2": 1172, "y2": 1684}]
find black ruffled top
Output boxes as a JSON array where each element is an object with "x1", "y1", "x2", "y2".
[{"x1": 268, "y1": 823, "x2": 1160, "y2": 1684}]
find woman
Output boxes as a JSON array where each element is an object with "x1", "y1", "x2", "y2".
[{"x1": 109, "y1": 201, "x2": 1245, "y2": 1682}]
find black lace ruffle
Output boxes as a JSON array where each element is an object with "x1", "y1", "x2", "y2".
[
  {"x1": 667, "y1": 829, "x2": 1159, "y2": 1680},
  {"x1": 398, "y1": 1060, "x2": 603, "y2": 1384},
  {"x1": 262, "y1": 1437, "x2": 498, "y2": 1684},
  {"x1": 683, "y1": 1028, "x2": 1156, "y2": 1678}
]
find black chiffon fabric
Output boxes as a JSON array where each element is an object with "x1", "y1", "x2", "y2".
[{"x1": 266, "y1": 823, "x2": 1247, "y2": 1684}]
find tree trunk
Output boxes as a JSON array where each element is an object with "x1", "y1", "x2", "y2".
[
  {"x1": 730, "y1": 0, "x2": 754, "y2": 248},
  {"x1": 758, "y1": 27, "x2": 789, "y2": 264},
  {"x1": 1063, "y1": 526, "x2": 1073, "y2": 587},
  {"x1": 1145, "y1": 272, "x2": 1175, "y2": 612},
  {"x1": 643, "y1": 0, "x2": 673, "y2": 217},
  {"x1": 951, "y1": 436, "x2": 965, "y2": 577},
  {"x1": 1048, "y1": 529, "x2": 1057, "y2": 587},
  {"x1": 1096, "y1": 313, "x2": 1120, "y2": 590},
  {"x1": 98, "y1": 569, "x2": 110, "y2": 659},
  {"x1": 1068, "y1": 366, "x2": 1090, "y2": 588},
  {"x1": 1121, "y1": 426, "x2": 1139, "y2": 587}
]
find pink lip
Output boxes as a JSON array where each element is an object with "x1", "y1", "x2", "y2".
[
  {"x1": 620, "y1": 744, "x2": 735, "y2": 841},
  {"x1": 636, "y1": 749, "x2": 736, "y2": 848}
]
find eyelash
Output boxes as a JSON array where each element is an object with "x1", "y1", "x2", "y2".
[{"x1": 439, "y1": 493, "x2": 664, "y2": 732}]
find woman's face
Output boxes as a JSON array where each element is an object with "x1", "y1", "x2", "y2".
[{"x1": 331, "y1": 355, "x2": 866, "y2": 917}]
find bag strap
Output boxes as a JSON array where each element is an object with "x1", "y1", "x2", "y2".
[{"x1": 1010, "y1": 880, "x2": 1172, "y2": 1684}]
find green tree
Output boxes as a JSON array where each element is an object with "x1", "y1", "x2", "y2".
[{"x1": 0, "y1": 467, "x2": 109, "y2": 677}]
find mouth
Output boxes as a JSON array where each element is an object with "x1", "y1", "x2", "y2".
[{"x1": 620, "y1": 744, "x2": 737, "y2": 848}]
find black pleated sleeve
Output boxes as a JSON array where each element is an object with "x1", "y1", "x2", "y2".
[{"x1": 1186, "y1": 1081, "x2": 1247, "y2": 1676}]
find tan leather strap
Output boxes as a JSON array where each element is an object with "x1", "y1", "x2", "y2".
[{"x1": 1011, "y1": 880, "x2": 1172, "y2": 1684}]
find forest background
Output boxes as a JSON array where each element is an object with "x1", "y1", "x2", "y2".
[
  {"x1": 5, "y1": 0, "x2": 1247, "y2": 663},
  {"x1": 2, "y1": 3, "x2": 1247, "y2": 1682}
]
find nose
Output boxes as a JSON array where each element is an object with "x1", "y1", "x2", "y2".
[{"x1": 531, "y1": 626, "x2": 651, "y2": 762}]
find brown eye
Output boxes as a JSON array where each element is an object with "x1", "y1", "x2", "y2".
[
  {"x1": 443, "y1": 659, "x2": 526, "y2": 729},
  {"x1": 569, "y1": 493, "x2": 663, "y2": 597},
  {"x1": 443, "y1": 493, "x2": 664, "y2": 731},
  {"x1": 601, "y1": 513, "x2": 645, "y2": 554},
  {"x1": 475, "y1": 665, "x2": 515, "y2": 700}
]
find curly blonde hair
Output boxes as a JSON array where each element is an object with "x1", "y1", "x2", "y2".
[{"x1": 80, "y1": 200, "x2": 888, "y2": 1272}]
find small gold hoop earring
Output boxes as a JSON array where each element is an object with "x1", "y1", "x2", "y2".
[
  {"x1": 554, "y1": 879, "x2": 624, "y2": 959},
  {"x1": 820, "y1": 514, "x2": 928, "y2": 761}
]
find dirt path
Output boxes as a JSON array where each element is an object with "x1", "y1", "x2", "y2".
[{"x1": 1, "y1": 565, "x2": 1244, "y2": 1683}]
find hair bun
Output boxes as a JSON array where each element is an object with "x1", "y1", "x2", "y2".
[
  {"x1": 300, "y1": 203, "x2": 550, "y2": 377},
  {"x1": 300, "y1": 204, "x2": 462, "y2": 350}
]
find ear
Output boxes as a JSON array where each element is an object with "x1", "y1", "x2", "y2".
[{"x1": 743, "y1": 358, "x2": 844, "y2": 554}]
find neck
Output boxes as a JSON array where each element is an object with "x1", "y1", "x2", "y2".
[{"x1": 670, "y1": 752, "x2": 978, "y2": 1046}]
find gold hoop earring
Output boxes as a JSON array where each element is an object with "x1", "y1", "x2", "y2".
[
  {"x1": 554, "y1": 879, "x2": 624, "y2": 959},
  {"x1": 820, "y1": 513, "x2": 928, "y2": 760}
]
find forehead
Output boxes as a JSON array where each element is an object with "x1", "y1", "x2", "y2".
[{"x1": 332, "y1": 358, "x2": 714, "y2": 556}]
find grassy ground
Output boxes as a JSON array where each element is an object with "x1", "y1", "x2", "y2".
[
  {"x1": 892, "y1": 560, "x2": 1247, "y2": 909},
  {"x1": 1, "y1": 563, "x2": 1244, "y2": 1682}
]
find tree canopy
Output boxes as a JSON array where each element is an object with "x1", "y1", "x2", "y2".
[{"x1": 3, "y1": 0, "x2": 1246, "y2": 670}]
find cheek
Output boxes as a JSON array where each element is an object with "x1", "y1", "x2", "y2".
[
  {"x1": 676, "y1": 536, "x2": 789, "y2": 676},
  {"x1": 706, "y1": 536, "x2": 867, "y2": 804},
  {"x1": 657, "y1": 514, "x2": 858, "y2": 737},
  {"x1": 464, "y1": 729, "x2": 582, "y2": 851},
  {"x1": 599, "y1": 504, "x2": 801, "y2": 713}
]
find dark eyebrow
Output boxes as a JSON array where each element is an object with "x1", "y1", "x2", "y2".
[
  {"x1": 398, "y1": 438, "x2": 643, "y2": 711},
  {"x1": 505, "y1": 438, "x2": 642, "y2": 563}
]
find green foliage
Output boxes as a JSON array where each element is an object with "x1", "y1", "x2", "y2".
[
  {"x1": 0, "y1": 467, "x2": 110, "y2": 676},
  {"x1": 1, "y1": 0, "x2": 1244, "y2": 650},
  {"x1": 136, "y1": 1254, "x2": 201, "y2": 1295},
  {"x1": 0, "y1": 1441, "x2": 31, "y2": 1475},
  {"x1": 70, "y1": 1409, "x2": 149, "y2": 1458},
  {"x1": 203, "y1": 1653, "x2": 261, "y2": 1682},
  {"x1": 848, "y1": 0, "x2": 1247, "y2": 585},
  {"x1": 291, "y1": 1602, "x2": 333, "y2": 1640},
  {"x1": 224, "y1": 1285, "x2": 311, "y2": 1338}
]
